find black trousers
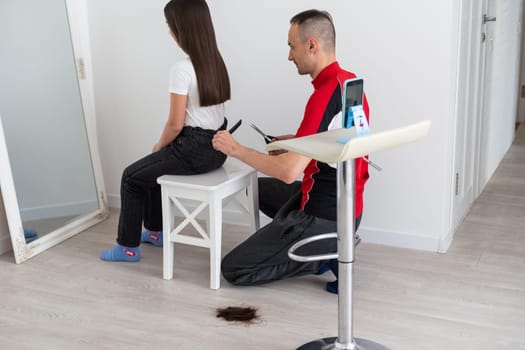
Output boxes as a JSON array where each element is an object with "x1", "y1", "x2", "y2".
[
  {"x1": 221, "y1": 177, "x2": 361, "y2": 286},
  {"x1": 117, "y1": 122, "x2": 227, "y2": 247}
]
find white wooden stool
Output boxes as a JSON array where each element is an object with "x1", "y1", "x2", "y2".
[{"x1": 157, "y1": 159, "x2": 260, "y2": 289}]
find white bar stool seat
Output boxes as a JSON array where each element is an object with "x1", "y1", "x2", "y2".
[{"x1": 157, "y1": 159, "x2": 259, "y2": 289}]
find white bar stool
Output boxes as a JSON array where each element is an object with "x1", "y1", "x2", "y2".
[
  {"x1": 157, "y1": 159, "x2": 260, "y2": 290},
  {"x1": 268, "y1": 120, "x2": 431, "y2": 350}
]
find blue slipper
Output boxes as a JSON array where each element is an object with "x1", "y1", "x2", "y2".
[
  {"x1": 140, "y1": 230, "x2": 163, "y2": 247},
  {"x1": 325, "y1": 259, "x2": 339, "y2": 294},
  {"x1": 323, "y1": 234, "x2": 361, "y2": 294},
  {"x1": 316, "y1": 262, "x2": 331, "y2": 275},
  {"x1": 24, "y1": 229, "x2": 38, "y2": 243},
  {"x1": 326, "y1": 280, "x2": 338, "y2": 294},
  {"x1": 100, "y1": 245, "x2": 140, "y2": 262}
]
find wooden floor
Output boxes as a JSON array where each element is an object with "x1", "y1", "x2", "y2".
[{"x1": 0, "y1": 128, "x2": 524, "y2": 350}]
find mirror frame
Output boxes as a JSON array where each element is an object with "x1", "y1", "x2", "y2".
[{"x1": 0, "y1": 0, "x2": 108, "y2": 264}]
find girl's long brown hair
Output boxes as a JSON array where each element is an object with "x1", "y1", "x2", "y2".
[{"x1": 164, "y1": 0, "x2": 230, "y2": 107}]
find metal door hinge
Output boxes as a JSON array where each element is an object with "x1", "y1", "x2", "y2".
[
  {"x1": 483, "y1": 14, "x2": 497, "y2": 24},
  {"x1": 78, "y1": 57, "x2": 86, "y2": 80},
  {"x1": 455, "y1": 173, "x2": 460, "y2": 196}
]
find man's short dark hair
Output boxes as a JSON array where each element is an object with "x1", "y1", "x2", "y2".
[{"x1": 290, "y1": 10, "x2": 336, "y2": 51}]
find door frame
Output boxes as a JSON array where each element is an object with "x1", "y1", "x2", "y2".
[{"x1": 446, "y1": 0, "x2": 486, "y2": 252}]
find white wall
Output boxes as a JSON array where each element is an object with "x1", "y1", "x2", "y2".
[{"x1": 86, "y1": 0, "x2": 459, "y2": 251}]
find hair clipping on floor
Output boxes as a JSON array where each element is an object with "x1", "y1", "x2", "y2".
[{"x1": 216, "y1": 305, "x2": 260, "y2": 324}]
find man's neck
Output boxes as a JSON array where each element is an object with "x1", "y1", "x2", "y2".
[{"x1": 310, "y1": 55, "x2": 337, "y2": 80}]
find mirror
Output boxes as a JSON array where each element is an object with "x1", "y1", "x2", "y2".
[{"x1": 0, "y1": 0, "x2": 108, "y2": 263}]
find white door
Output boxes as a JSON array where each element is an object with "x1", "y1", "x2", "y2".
[
  {"x1": 449, "y1": 0, "x2": 523, "y2": 248},
  {"x1": 477, "y1": 0, "x2": 523, "y2": 193},
  {"x1": 450, "y1": 0, "x2": 484, "y2": 241}
]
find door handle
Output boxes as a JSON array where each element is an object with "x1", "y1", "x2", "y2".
[{"x1": 483, "y1": 14, "x2": 497, "y2": 23}]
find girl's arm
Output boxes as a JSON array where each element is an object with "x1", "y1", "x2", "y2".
[{"x1": 153, "y1": 93, "x2": 187, "y2": 152}]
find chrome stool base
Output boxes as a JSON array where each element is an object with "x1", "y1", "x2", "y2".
[{"x1": 297, "y1": 337, "x2": 389, "y2": 350}]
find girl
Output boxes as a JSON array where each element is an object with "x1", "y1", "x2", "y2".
[{"x1": 101, "y1": 0, "x2": 230, "y2": 262}]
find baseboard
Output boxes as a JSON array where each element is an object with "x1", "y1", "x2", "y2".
[
  {"x1": 20, "y1": 199, "x2": 99, "y2": 221},
  {"x1": 0, "y1": 234, "x2": 12, "y2": 256},
  {"x1": 358, "y1": 226, "x2": 441, "y2": 252},
  {"x1": 439, "y1": 227, "x2": 455, "y2": 253},
  {"x1": 107, "y1": 194, "x2": 120, "y2": 209},
  {"x1": 108, "y1": 193, "x2": 443, "y2": 252}
]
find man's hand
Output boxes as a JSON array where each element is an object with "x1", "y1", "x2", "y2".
[
  {"x1": 212, "y1": 130, "x2": 240, "y2": 157},
  {"x1": 268, "y1": 134, "x2": 295, "y2": 156},
  {"x1": 152, "y1": 143, "x2": 162, "y2": 153}
]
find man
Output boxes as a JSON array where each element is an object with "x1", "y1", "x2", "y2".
[{"x1": 212, "y1": 9, "x2": 369, "y2": 293}]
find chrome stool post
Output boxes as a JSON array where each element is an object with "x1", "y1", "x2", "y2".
[{"x1": 288, "y1": 160, "x2": 388, "y2": 350}]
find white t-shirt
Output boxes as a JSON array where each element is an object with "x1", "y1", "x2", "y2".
[{"x1": 168, "y1": 57, "x2": 225, "y2": 130}]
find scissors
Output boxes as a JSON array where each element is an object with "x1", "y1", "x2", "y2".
[{"x1": 249, "y1": 123, "x2": 275, "y2": 144}]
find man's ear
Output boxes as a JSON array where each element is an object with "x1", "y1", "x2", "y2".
[{"x1": 307, "y1": 38, "x2": 319, "y2": 53}]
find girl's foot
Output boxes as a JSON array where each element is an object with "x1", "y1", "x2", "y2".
[
  {"x1": 100, "y1": 245, "x2": 140, "y2": 262},
  {"x1": 140, "y1": 230, "x2": 163, "y2": 247}
]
